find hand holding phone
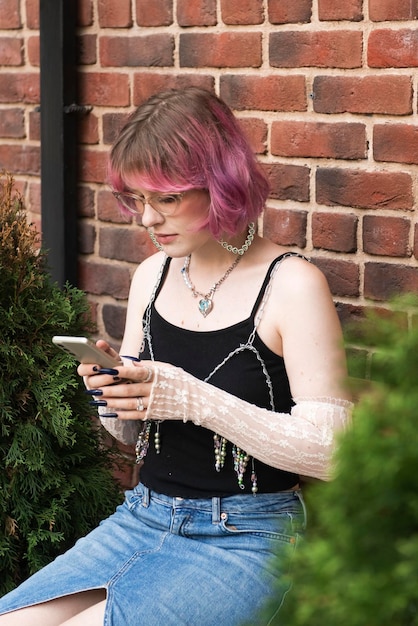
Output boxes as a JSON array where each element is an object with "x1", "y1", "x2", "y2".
[{"x1": 52, "y1": 336, "x2": 121, "y2": 368}]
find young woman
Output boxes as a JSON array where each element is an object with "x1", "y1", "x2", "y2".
[{"x1": 0, "y1": 87, "x2": 352, "y2": 626}]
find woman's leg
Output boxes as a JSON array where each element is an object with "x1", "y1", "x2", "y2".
[{"x1": 0, "y1": 590, "x2": 106, "y2": 626}]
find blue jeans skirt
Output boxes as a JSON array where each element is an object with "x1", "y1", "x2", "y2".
[{"x1": 0, "y1": 483, "x2": 306, "y2": 625}]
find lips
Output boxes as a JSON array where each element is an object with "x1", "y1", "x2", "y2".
[{"x1": 154, "y1": 233, "x2": 177, "y2": 245}]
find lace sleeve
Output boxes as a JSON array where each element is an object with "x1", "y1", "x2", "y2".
[
  {"x1": 98, "y1": 414, "x2": 140, "y2": 446},
  {"x1": 147, "y1": 366, "x2": 353, "y2": 480}
]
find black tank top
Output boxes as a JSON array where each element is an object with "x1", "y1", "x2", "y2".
[{"x1": 139, "y1": 254, "x2": 300, "y2": 497}]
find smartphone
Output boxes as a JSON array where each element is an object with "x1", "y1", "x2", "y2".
[{"x1": 52, "y1": 336, "x2": 121, "y2": 368}]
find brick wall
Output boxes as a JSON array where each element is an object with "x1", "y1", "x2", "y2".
[{"x1": 1, "y1": 0, "x2": 418, "y2": 346}]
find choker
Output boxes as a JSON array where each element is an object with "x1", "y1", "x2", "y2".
[{"x1": 218, "y1": 222, "x2": 255, "y2": 255}]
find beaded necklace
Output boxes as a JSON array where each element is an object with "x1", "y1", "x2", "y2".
[{"x1": 181, "y1": 254, "x2": 241, "y2": 317}]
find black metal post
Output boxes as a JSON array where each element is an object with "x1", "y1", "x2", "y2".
[{"x1": 39, "y1": 0, "x2": 78, "y2": 286}]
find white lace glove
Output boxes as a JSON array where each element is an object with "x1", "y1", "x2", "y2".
[
  {"x1": 98, "y1": 416, "x2": 140, "y2": 446},
  {"x1": 147, "y1": 366, "x2": 353, "y2": 481}
]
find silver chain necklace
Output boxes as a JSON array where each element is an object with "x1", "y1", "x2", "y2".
[
  {"x1": 180, "y1": 222, "x2": 256, "y2": 317},
  {"x1": 181, "y1": 254, "x2": 241, "y2": 317}
]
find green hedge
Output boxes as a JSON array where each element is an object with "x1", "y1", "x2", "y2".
[
  {"x1": 262, "y1": 302, "x2": 418, "y2": 625},
  {"x1": 0, "y1": 172, "x2": 123, "y2": 595}
]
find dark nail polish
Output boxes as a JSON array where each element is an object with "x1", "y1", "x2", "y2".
[
  {"x1": 95, "y1": 368, "x2": 119, "y2": 376},
  {"x1": 121, "y1": 355, "x2": 141, "y2": 362},
  {"x1": 85, "y1": 389, "x2": 103, "y2": 396},
  {"x1": 89, "y1": 400, "x2": 107, "y2": 407},
  {"x1": 99, "y1": 413, "x2": 118, "y2": 418}
]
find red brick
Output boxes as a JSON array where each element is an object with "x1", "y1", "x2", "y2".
[
  {"x1": 136, "y1": 0, "x2": 172, "y2": 26},
  {"x1": 312, "y1": 256, "x2": 360, "y2": 297},
  {"x1": 77, "y1": 34, "x2": 97, "y2": 65},
  {"x1": 99, "y1": 226, "x2": 154, "y2": 264},
  {"x1": 263, "y1": 207, "x2": 307, "y2": 247},
  {"x1": 98, "y1": 0, "x2": 132, "y2": 27},
  {"x1": 336, "y1": 303, "x2": 367, "y2": 328},
  {"x1": 313, "y1": 75, "x2": 412, "y2": 115},
  {"x1": 0, "y1": 0, "x2": 21, "y2": 28},
  {"x1": 102, "y1": 303, "x2": 128, "y2": 341},
  {"x1": 316, "y1": 168, "x2": 413, "y2": 211},
  {"x1": 268, "y1": 0, "x2": 312, "y2": 23},
  {"x1": 180, "y1": 33, "x2": 261, "y2": 68},
  {"x1": 312, "y1": 212, "x2": 358, "y2": 253},
  {"x1": 369, "y1": 0, "x2": 418, "y2": 20},
  {"x1": 80, "y1": 148, "x2": 109, "y2": 184},
  {"x1": 0, "y1": 107, "x2": 25, "y2": 138},
  {"x1": 79, "y1": 113, "x2": 99, "y2": 145},
  {"x1": 0, "y1": 36, "x2": 23, "y2": 65},
  {"x1": 364, "y1": 214, "x2": 411, "y2": 257},
  {"x1": 318, "y1": 0, "x2": 363, "y2": 20},
  {"x1": 0, "y1": 144, "x2": 40, "y2": 174},
  {"x1": 77, "y1": 0, "x2": 93, "y2": 26},
  {"x1": 221, "y1": 0, "x2": 264, "y2": 24},
  {"x1": 271, "y1": 121, "x2": 366, "y2": 159},
  {"x1": 133, "y1": 73, "x2": 214, "y2": 106},
  {"x1": 177, "y1": 0, "x2": 217, "y2": 26},
  {"x1": 374, "y1": 124, "x2": 418, "y2": 166},
  {"x1": 270, "y1": 31, "x2": 362, "y2": 69},
  {"x1": 12, "y1": 179, "x2": 27, "y2": 197},
  {"x1": 28, "y1": 181, "x2": 41, "y2": 214},
  {"x1": 78, "y1": 220, "x2": 96, "y2": 255},
  {"x1": 78, "y1": 260, "x2": 131, "y2": 300},
  {"x1": 78, "y1": 72, "x2": 130, "y2": 106},
  {"x1": 264, "y1": 164, "x2": 310, "y2": 202},
  {"x1": 103, "y1": 112, "x2": 131, "y2": 145},
  {"x1": 238, "y1": 117, "x2": 267, "y2": 155},
  {"x1": 0, "y1": 72, "x2": 40, "y2": 103},
  {"x1": 364, "y1": 262, "x2": 418, "y2": 300},
  {"x1": 100, "y1": 35, "x2": 174, "y2": 68},
  {"x1": 27, "y1": 35, "x2": 39, "y2": 66},
  {"x1": 368, "y1": 29, "x2": 418, "y2": 68},
  {"x1": 414, "y1": 224, "x2": 418, "y2": 260},
  {"x1": 220, "y1": 75, "x2": 307, "y2": 111},
  {"x1": 98, "y1": 189, "x2": 134, "y2": 224},
  {"x1": 29, "y1": 109, "x2": 40, "y2": 140},
  {"x1": 78, "y1": 185, "x2": 95, "y2": 218}
]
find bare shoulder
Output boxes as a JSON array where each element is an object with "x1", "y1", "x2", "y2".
[
  {"x1": 131, "y1": 251, "x2": 166, "y2": 285},
  {"x1": 274, "y1": 253, "x2": 330, "y2": 298},
  {"x1": 129, "y1": 252, "x2": 167, "y2": 307}
]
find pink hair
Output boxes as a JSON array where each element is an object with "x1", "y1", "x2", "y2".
[{"x1": 108, "y1": 87, "x2": 270, "y2": 238}]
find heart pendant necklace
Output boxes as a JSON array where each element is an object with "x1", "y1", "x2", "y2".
[{"x1": 181, "y1": 254, "x2": 241, "y2": 317}]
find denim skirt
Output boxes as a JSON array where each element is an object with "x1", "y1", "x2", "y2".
[{"x1": 0, "y1": 483, "x2": 306, "y2": 625}]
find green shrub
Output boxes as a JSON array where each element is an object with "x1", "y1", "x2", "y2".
[
  {"x1": 262, "y1": 302, "x2": 418, "y2": 625},
  {"x1": 0, "y1": 172, "x2": 123, "y2": 596}
]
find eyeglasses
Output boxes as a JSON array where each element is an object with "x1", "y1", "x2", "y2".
[{"x1": 111, "y1": 190, "x2": 185, "y2": 218}]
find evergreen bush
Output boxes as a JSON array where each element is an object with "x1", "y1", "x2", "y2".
[
  {"x1": 0, "y1": 172, "x2": 123, "y2": 596},
  {"x1": 262, "y1": 302, "x2": 418, "y2": 625}
]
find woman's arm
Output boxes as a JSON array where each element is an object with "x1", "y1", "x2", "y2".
[
  {"x1": 98, "y1": 257, "x2": 352, "y2": 478},
  {"x1": 81, "y1": 253, "x2": 166, "y2": 445},
  {"x1": 148, "y1": 257, "x2": 352, "y2": 479}
]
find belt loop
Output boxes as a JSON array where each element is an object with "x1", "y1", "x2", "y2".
[
  {"x1": 142, "y1": 485, "x2": 150, "y2": 508},
  {"x1": 212, "y1": 497, "x2": 221, "y2": 523},
  {"x1": 294, "y1": 489, "x2": 307, "y2": 529}
]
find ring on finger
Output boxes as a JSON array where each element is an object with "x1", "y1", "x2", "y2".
[
  {"x1": 136, "y1": 397, "x2": 144, "y2": 412},
  {"x1": 143, "y1": 366, "x2": 153, "y2": 383}
]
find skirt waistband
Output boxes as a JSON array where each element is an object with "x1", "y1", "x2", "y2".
[{"x1": 138, "y1": 483, "x2": 305, "y2": 525}]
